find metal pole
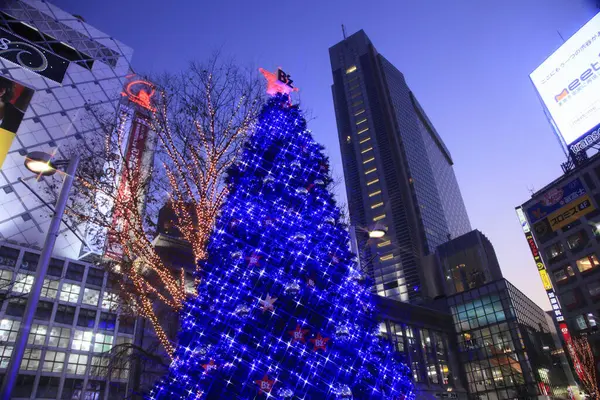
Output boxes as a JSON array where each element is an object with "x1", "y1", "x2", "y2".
[{"x1": 0, "y1": 155, "x2": 80, "y2": 399}]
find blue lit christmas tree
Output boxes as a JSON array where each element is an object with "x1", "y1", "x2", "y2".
[{"x1": 148, "y1": 68, "x2": 415, "y2": 399}]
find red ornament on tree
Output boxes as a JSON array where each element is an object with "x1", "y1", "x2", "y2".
[
  {"x1": 246, "y1": 252, "x2": 263, "y2": 267},
  {"x1": 255, "y1": 375, "x2": 275, "y2": 394},
  {"x1": 310, "y1": 333, "x2": 330, "y2": 352},
  {"x1": 288, "y1": 324, "x2": 310, "y2": 344},
  {"x1": 202, "y1": 359, "x2": 217, "y2": 372}
]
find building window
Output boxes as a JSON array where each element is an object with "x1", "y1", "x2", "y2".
[
  {"x1": 62, "y1": 378, "x2": 84, "y2": 399},
  {"x1": 0, "y1": 246, "x2": 18, "y2": 267},
  {"x1": 0, "y1": 269, "x2": 12, "y2": 288},
  {"x1": 35, "y1": 300, "x2": 53, "y2": 321},
  {"x1": 380, "y1": 254, "x2": 393, "y2": 262},
  {"x1": 20, "y1": 252, "x2": 39, "y2": 271},
  {"x1": 412, "y1": 361, "x2": 422, "y2": 382},
  {"x1": 357, "y1": 127, "x2": 369, "y2": 135},
  {"x1": 20, "y1": 348, "x2": 42, "y2": 371},
  {"x1": 72, "y1": 330, "x2": 93, "y2": 351},
  {"x1": 361, "y1": 147, "x2": 373, "y2": 154},
  {"x1": 102, "y1": 292, "x2": 119, "y2": 311},
  {"x1": 545, "y1": 242, "x2": 565, "y2": 262},
  {"x1": 67, "y1": 353, "x2": 88, "y2": 375},
  {"x1": 28, "y1": 324, "x2": 47, "y2": 345},
  {"x1": 356, "y1": 118, "x2": 367, "y2": 125},
  {"x1": 359, "y1": 136, "x2": 371, "y2": 144},
  {"x1": 42, "y1": 350, "x2": 65, "y2": 373},
  {"x1": 49, "y1": 327, "x2": 71, "y2": 348},
  {"x1": 85, "y1": 381, "x2": 106, "y2": 399},
  {"x1": 13, "y1": 375, "x2": 34, "y2": 398},
  {"x1": 6, "y1": 298, "x2": 27, "y2": 316},
  {"x1": 66, "y1": 263, "x2": 85, "y2": 281},
  {"x1": 561, "y1": 290, "x2": 581, "y2": 309},
  {"x1": 567, "y1": 230, "x2": 589, "y2": 251},
  {"x1": 41, "y1": 278, "x2": 59, "y2": 299},
  {"x1": 367, "y1": 178, "x2": 379, "y2": 186},
  {"x1": 60, "y1": 283, "x2": 81, "y2": 303},
  {"x1": 98, "y1": 312, "x2": 117, "y2": 332},
  {"x1": 0, "y1": 319, "x2": 19, "y2": 342},
  {"x1": 47, "y1": 258, "x2": 63, "y2": 277},
  {"x1": 91, "y1": 356, "x2": 109, "y2": 377},
  {"x1": 373, "y1": 214, "x2": 386, "y2": 222},
  {"x1": 427, "y1": 364, "x2": 439, "y2": 384},
  {"x1": 588, "y1": 281, "x2": 600, "y2": 298},
  {"x1": 0, "y1": 345, "x2": 12, "y2": 368},
  {"x1": 86, "y1": 268, "x2": 105, "y2": 287},
  {"x1": 118, "y1": 315, "x2": 135, "y2": 334},
  {"x1": 553, "y1": 269, "x2": 568, "y2": 283},
  {"x1": 55, "y1": 305, "x2": 76, "y2": 325},
  {"x1": 575, "y1": 315, "x2": 588, "y2": 330},
  {"x1": 346, "y1": 65, "x2": 357, "y2": 74},
  {"x1": 13, "y1": 273, "x2": 33, "y2": 293},
  {"x1": 377, "y1": 240, "x2": 391, "y2": 247},
  {"x1": 362, "y1": 157, "x2": 375, "y2": 164},
  {"x1": 576, "y1": 254, "x2": 600, "y2": 273},
  {"x1": 94, "y1": 333, "x2": 113, "y2": 353},
  {"x1": 83, "y1": 288, "x2": 100, "y2": 306},
  {"x1": 369, "y1": 190, "x2": 382, "y2": 197},
  {"x1": 36, "y1": 377, "x2": 60, "y2": 398},
  {"x1": 77, "y1": 308, "x2": 97, "y2": 328}
]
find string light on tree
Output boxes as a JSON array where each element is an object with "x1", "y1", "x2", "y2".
[{"x1": 148, "y1": 68, "x2": 415, "y2": 399}]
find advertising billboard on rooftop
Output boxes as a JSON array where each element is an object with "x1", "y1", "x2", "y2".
[{"x1": 530, "y1": 12, "x2": 600, "y2": 154}]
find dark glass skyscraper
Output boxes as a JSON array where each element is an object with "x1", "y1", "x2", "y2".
[{"x1": 330, "y1": 30, "x2": 471, "y2": 302}]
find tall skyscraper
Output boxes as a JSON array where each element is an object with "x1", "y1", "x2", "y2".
[{"x1": 330, "y1": 30, "x2": 471, "y2": 302}]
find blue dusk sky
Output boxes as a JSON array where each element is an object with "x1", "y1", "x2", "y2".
[{"x1": 54, "y1": 0, "x2": 599, "y2": 309}]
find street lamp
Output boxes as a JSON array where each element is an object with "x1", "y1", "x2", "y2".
[{"x1": 0, "y1": 152, "x2": 80, "y2": 400}]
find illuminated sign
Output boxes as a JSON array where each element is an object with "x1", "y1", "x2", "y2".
[
  {"x1": 121, "y1": 75, "x2": 156, "y2": 111},
  {"x1": 526, "y1": 178, "x2": 595, "y2": 232},
  {"x1": 559, "y1": 322, "x2": 585, "y2": 382},
  {"x1": 516, "y1": 206, "x2": 565, "y2": 322},
  {"x1": 530, "y1": 12, "x2": 600, "y2": 152},
  {"x1": 0, "y1": 28, "x2": 69, "y2": 83},
  {"x1": 259, "y1": 67, "x2": 299, "y2": 96}
]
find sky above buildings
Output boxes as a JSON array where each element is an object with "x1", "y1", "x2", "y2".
[{"x1": 55, "y1": 0, "x2": 599, "y2": 309}]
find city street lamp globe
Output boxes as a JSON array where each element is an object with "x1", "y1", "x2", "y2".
[{"x1": 24, "y1": 151, "x2": 57, "y2": 176}]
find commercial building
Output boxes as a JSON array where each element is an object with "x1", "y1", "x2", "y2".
[
  {"x1": 519, "y1": 152, "x2": 600, "y2": 356},
  {"x1": 0, "y1": 0, "x2": 135, "y2": 261},
  {"x1": 329, "y1": 30, "x2": 471, "y2": 303},
  {"x1": 0, "y1": 241, "x2": 135, "y2": 399}
]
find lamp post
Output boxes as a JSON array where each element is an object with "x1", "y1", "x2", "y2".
[{"x1": 0, "y1": 152, "x2": 80, "y2": 400}]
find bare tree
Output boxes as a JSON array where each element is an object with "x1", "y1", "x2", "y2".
[
  {"x1": 51, "y1": 55, "x2": 263, "y2": 357},
  {"x1": 572, "y1": 336, "x2": 599, "y2": 399}
]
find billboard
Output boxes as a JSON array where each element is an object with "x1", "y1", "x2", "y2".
[
  {"x1": 0, "y1": 74, "x2": 34, "y2": 168},
  {"x1": 530, "y1": 12, "x2": 600, "y2": 154},
  {"x1": 525, "y1": 177, "x2": 594, "y2": 232}
]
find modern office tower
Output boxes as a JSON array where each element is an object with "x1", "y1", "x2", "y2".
[
  {"x1": 448, "y1": 279, "x2": 568, "y2": 399},
  {"x1": 0, "y1": 242, "x2": 135, "y2": 399},
  {"x1": 330, "y1": 30, "x2": 471, "y2": 302},
  {"x1": 436, "y1": 230, "x2": 503, "y2": 296},
  {"x1": 0, "y1": 0, "x2": 135, "y2": 260}
]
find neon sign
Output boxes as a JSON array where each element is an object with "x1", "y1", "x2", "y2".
[{"x1": 121, "y1": 76, "x2": 156, "y2": 111}]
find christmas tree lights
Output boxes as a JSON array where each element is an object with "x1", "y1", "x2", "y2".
[{"x1": 148, "y1": 70, "x2": 415, "y2": 399}]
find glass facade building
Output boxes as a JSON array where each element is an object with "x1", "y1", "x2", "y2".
[
  {"x1": 448, "y1": 279, "x2": 563, "y2": 400},
  {"x1": 330, "y1": 30, "x2": 471, "y2": 302},
  {"x1": 0, "y1": 242, "x2": 135, "y2": 399},
  {"x1": 0, "y1": 0, "x2": 134, "y2": 260}
]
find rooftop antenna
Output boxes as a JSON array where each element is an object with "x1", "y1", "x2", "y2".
[{"x1": 342, "y1": 24, "x2": 347, "y2": 39}]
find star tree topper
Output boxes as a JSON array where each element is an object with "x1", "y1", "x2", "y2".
[
  {"x1": 259, "y1": 67, "x2": 299, "y2": 96},
  {"x1": 255, "y1": 375, "x2": 276, "y2": 394}
]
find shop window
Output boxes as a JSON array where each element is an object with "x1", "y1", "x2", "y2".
[
  {"x1": 54, "y1": 306, "x2": 75, "y2": 326},
  {"x1": 545, "y1": 242, "x2": 565, "y2": 263},
  {"x1": 576, "y1": 254, "x2": 600, "y2": 273},
  {"x1": 567, "y1": 230, "x2": 589, "y2": 251}
]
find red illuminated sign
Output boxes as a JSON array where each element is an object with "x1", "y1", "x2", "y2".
[
  {"x1": 559, "y1": 322, "x2": 585, "y2": 382},
  {"x1": 121, "y1": 76, "x2": 156, "y2": 111}
]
